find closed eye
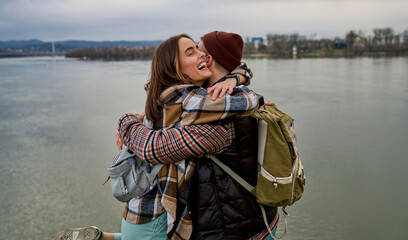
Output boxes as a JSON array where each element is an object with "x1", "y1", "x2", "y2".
[{"x1": 185, "y1": 48, "x2": 194, "y2": 56}]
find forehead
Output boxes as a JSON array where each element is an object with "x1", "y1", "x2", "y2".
[{"x1": 178, "y1": 37, "x2": 195, "y2": 51}]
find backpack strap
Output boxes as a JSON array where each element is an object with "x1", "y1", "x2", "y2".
[
  {"x1": 207, "y1": 154, "x2": 287, "y2": 238},
  {"x1": 260, "y1": 204, "x2": 288, "y2": 239},
  {"x1": 150, "y1": 164, "x2": 163, "y2": 179},
  {"x1": 150, "y1": 164, "x2": 164, "y2": 195},
  {"x1": 207, "y1": 154, "x2": 253, "y2": 192}
]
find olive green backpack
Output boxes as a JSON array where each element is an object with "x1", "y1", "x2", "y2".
[{"x1": 209, "y1": 104, "x2": 305, "y2": 238}]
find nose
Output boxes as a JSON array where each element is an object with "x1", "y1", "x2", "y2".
[{"x1": 198, "y1": 50, "x2": 206, "y2": 60}]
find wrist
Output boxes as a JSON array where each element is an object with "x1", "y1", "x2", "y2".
[{"x1": 225, "y1": 73, "x2": 240, "y2": 86}]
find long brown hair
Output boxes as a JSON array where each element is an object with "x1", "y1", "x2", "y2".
[{"x1": 144, "y1": 34, "x2": 193, "y2": 123}]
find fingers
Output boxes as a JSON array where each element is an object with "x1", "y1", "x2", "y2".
[
  {"x1": 264, "y1": 101, "x2": 275, "y2": 106},
  {"x1": 211, "y1": 87, "x2": 234, "y2": 100},
  {"x1": 208, "y1": 80, "x2": 235, "y2": 100},
  {"x1": 115, "y1": 130, "x2": 123, "y2": 150},
  {"x1": 212, "y1": 87, "x2": 222, "y2": 100},
  {"x1": 218, "y1": 90, "x2": 225, "y2": 99},
  {"x1": 136, "y1": 112, "x2": 145, "y2": 121},
  {"x1": 207, "y1": 85, "x2": 215, "y2": 94}
]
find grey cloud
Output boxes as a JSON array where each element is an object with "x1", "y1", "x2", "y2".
[{"x1": 1, "y1": 0, "x2": 407, "y2": 41}]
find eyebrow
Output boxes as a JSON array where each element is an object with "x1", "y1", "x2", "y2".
[
  {"x1": 185, "y1": 43, "x2": 200, "y2": 54},
  {"x1": 184, "y1": 46, "x2": 194, "y2": 54}
]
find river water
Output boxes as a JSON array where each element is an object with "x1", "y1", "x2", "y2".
[{"x1": 0, "y1": 56, "x2": 407, "y2": 239}]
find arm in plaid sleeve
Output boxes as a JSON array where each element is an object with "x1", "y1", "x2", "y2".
[
  {"x1": 161, "y1": 84, "x2": 261, "y2": 127},
  {"x1": 162, "y1": 84, "x2": 259, "y2": 114},
  {"x1": 118, "y1": 114, "x2": 236, "y2": 164},
  {"x1": 231, "y1": 62, "x2": 253, "y2": 86},
  {"x1": 188, "y1": 85, "x2": 259, "y2": 114}
]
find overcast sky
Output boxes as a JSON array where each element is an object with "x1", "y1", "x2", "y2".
[{"x1": 1, "y1": 0, "x2": 407, "y2": 42}]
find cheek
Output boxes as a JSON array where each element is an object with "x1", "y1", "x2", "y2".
[{"x1": 180, "y1": 58, "x2": 196, "y2": 76}]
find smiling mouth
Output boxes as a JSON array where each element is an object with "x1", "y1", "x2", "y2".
[{"x1": 198, "y1": 61, "x2": 208, "y2": 70}]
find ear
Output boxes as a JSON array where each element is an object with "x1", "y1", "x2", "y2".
[{"x1": 207, "y1": 55, "x2": 213, "y2": 68}]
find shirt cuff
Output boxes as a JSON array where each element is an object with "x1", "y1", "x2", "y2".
[{"x1": 118, "y1": 113, "x2": 142, "y2": 131}]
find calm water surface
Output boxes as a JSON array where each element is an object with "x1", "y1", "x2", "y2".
[{"x1": 0, "y1": 56, "x2": 407, "y2": 239}]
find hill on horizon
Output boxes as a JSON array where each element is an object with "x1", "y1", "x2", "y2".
[{"x1": 0, "y1": 39, "x2": 163, "y2": 52}]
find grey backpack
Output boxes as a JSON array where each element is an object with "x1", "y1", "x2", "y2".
[{"x1": 107, "y1": 147, "x2": 163, "y2": 202}]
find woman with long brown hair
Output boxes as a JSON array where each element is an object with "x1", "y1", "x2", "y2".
[{"x1": 144, "y1": 34, "x2": 212, "y2": 124}]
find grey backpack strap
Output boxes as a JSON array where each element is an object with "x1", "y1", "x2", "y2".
[
  {"x1": 149, "y1": 164, "x2": 163, "y2": 179},
  {"x1": 260, "y1": 204, "x2": 288, "y2": 239},
  {"x1": 207, "y1": 154, "x2": 254, "y2": 192},
  {"x1": 150, "y1": 164, "x2": 164, "y2": 195}
]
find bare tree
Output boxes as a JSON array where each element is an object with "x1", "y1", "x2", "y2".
[
  {"x1": 403, "y1": 29, "x2": 408, "y2": 47},
  {"x1": 373, "y1": 28, "x2": 384, "y2": 47},
  {"x1": 346, "y1": 30, "x2": 358, "y2": 48},
  {"x1": 383, "y1": 27, "x2": 394, "y2": 48}
]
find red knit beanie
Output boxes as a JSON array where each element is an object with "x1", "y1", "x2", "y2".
[{"x1": 202, "y1": 31, "x2": 243, "y2": 71}]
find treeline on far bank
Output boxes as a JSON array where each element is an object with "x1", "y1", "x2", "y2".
[
  {"x1": 65, "y1": 27, "x2": 408, "y2": 60},
  {"x1": 246, "y1": 27, "x2": 408, "y2": 58},
  {"x1": 65, "y1": 46, "x2": 155, "y2": 60}
]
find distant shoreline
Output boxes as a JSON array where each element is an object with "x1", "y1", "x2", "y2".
[
  {"x1": 2, "y1": 27, "x2": 408, "y2": 60},
  {"x1": 245, "y1": 50, "x2": 408, "y2": 59},
  {"x1": 1, "y1": 49, "x2": 407, "y2": 59},
  {"x1": 0, "y1": 52, "x2": 65, "y2": 58}
]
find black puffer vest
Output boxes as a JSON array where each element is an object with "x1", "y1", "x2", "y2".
[{"x1": 189, "y1": 117, "x2": 278, "y2": 240}]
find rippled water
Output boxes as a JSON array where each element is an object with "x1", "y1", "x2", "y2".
[{"x1": 0, "y1": 56, "x2": 407, "y2": 239}]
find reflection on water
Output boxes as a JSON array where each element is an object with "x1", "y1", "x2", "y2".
[{"x1": 0, "y1": 57, "x2": 407, "y2": 239}]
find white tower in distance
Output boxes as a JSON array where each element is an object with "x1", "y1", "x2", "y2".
[{"x1": 51, "y1": 41, "x2": 55, "y2": 56}]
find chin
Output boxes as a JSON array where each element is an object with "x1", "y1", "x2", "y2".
[{"x1": 202, "y1": 71, "x2": 212, "y2": 79}]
